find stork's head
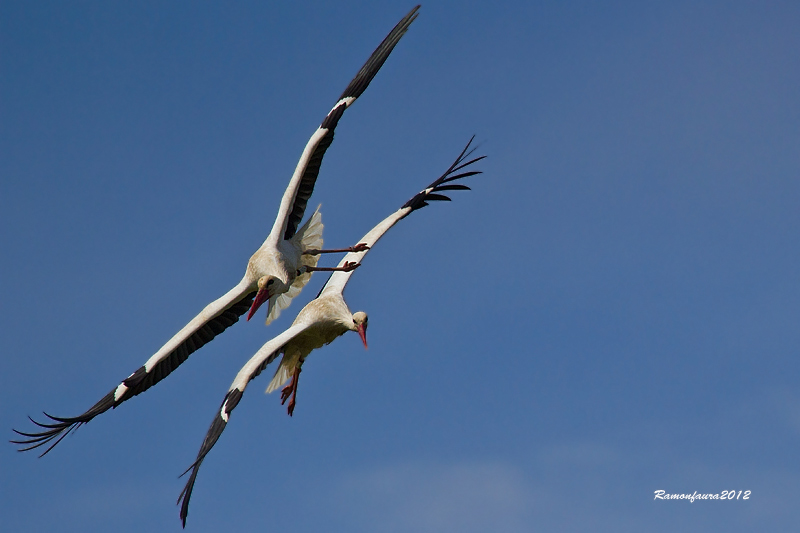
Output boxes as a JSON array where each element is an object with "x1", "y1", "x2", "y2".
[
  {"x1": 352, "y1": 311, "x2": 368, "y2": 349},
  {"x1": 247, "y1": 276, "x2": 279, "y2": 321}
]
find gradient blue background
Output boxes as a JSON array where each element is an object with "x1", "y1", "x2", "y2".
[{"x1": 2, "y1": 1, "x2": 799, "y2": 531}]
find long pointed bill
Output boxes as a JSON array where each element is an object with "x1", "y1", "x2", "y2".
[
  {"x1": 246, "y1": 288, "x2": 270, "y2": 321},
  {"x1": 357, "y1": 324, "x2": 368, "y2": 349}
]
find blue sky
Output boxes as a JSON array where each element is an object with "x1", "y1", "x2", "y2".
[{"x1": 2, "y1": 1, "x2": 799, "y2": 531}]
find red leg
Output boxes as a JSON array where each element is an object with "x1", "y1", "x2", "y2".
[
  {"x1": 282, "y1": 363, "x2": 303, "y2": 417},
  {"x1": 303, "y1": 243, "x2": 370, "y2": 256}
]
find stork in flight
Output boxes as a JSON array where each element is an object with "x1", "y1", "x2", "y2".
[
  {"x1": 12, "y1": 6, "x2": 420, "y2": 457},
  {"x1": 178, "y1": 138, "x2": 484, "y2": 527}
]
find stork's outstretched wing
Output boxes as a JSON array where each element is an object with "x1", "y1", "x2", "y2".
[
  {"x1": 12, "y1": 6, "x2": 421, "y2": 458},
  {"x1": 319, "y1": 136, "x2": 485, "y2": 298},
  {"x1": 271, "y1": 5, "x2": 420, "y2": 242},
  {"x1": 177, "y1": 136, "x2": 484, "y2": 527},
  {"x1": 12, "y1": 278, "x2": 257, "y2": 457},
  {"x1": 177, "y1": 323, "x2": 311, "y2": 527}
]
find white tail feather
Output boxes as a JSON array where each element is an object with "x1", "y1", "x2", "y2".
[{"x1": 266, "y1": 358, "x2": 293, "y2": 394}]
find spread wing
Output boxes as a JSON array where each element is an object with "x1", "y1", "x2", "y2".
[
  {"x1": 11, "y1": 5, "x2": 421, "y2": 459},
  {"x1": 319, "y1": 137, "x2": 485, "y2": 298},
  {"x1": 177, "y1": 322, "x2": 311, "y2": 527},
  {"x1": 270, "y1": 5, "x2": 420, "y2": 243},
  {"x1": 179, "y1": 136, "x2": 484, "y2": 527},
  {"x1": 12, "y1": 278, "x2": 256, "y2": 457}
]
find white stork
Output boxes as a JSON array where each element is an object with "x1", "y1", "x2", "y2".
[
  {"x1": 12, "y1": 6, "x2": 420, "y2": 457},
  {"x1": 177, "y1": 138, "x2": 484, "y2": 527}
]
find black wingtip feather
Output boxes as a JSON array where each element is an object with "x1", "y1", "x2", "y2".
[
  {"x1": 12, "y1": 290, "x2": 257, "y2": 456},
  {"x1": 424, "y1": 193, "x2": 452, "y2": 202},
  {"x1": 338, "y1": 5, "x2": 420, "y2": 102},
  {"x1": 401, "y1": 137, "x2": 485, "y2": 213},
  {"x1": 452, "y1": 155, "x2": 487, "y2": 174},
  {"x1": 177, "y1": 388, "x2": 243, "y2": 527},
  {"x1": 434, "y1": 184, "x2": 471, "y2": 192},
  {"x1": 11, "y1": 390, "x2": 117, "y2": 457},
  {"x1": 284, "y1": 7, "x2": 419, "y2": 241}
]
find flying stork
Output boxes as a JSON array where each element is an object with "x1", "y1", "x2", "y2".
[
  {"x1": 178, "y1": 137, "x2": 484, "y2": 527},
  {"x1": 12, "y1": 5, "x2": 420, "y2": 457}
]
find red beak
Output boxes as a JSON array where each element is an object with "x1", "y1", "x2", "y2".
[
  {"x1": 246, "y1": 288, "x2": 270, "y2": 321},
  {"x1": 357, "y1": 324, "x2": 368, "y2": 349}
]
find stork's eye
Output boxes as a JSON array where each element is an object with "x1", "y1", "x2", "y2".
[{"x1": 267, "y1": 279, "x2": 275, "y2": 286}]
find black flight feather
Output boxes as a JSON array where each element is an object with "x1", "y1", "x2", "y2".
[
  {"x1": 11, "y1": 291, "x2": 257, "y2": 457},
  {"x1": 282, "y1": 6, "x2": 419, "y2": 241}
]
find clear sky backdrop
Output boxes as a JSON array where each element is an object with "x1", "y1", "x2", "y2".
[{"x1": 2, "y1": 1, "x2": 799, "y2": 531}]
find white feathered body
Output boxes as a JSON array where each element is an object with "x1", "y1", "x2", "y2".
[
  {"x1": 245, "y1": 206, "x2": 324, "y2": 324},
  {"x1": 265, "y1": 295, "x2": 354, "y2": 393}
]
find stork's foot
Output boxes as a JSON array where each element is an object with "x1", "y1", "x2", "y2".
[
  {"x1": 303, "y1": 261, "x2": 360, "y2": 273},
  {"x1": 340, "y1": 261, "x2": 360, "y2": 272},
  {"x1": 280, "y1": 384, "x2": 293, "y2": 404}
]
